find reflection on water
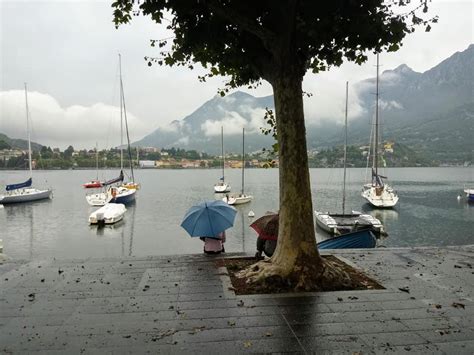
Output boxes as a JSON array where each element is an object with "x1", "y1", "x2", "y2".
[{"x1": 1, "y1": 167, "x2": 473, "y2": 261}]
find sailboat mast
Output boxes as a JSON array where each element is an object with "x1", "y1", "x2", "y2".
[
  {"x1": 120, "y1": 59, "x2": 135, "y2": 182},
  {"x1": 241, "y1": 128, "x2": 245, "y2": 195},
  {"x1": 342, "y1": 81, "x2": 348, "y2": 215},
  {"x1": 95, "y1": 142, "x2": 99, "y2": 180},
  {"x1": 221, "y1": 126, "x2": 225, "y2": 181},
  {"x1": 374, "y1": 54, "x2": 380, "y2": 181},
  {"x1": 24, "y1": 83, "x2": 32, "y2": 178},
  {"x1": 119, "y1": 54, "x2": 124, "y2": 172}
]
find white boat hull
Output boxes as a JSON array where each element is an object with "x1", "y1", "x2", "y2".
[
  {"x1": 0, "y1": 188, "x2": 52, "y2": 204},
  {"x1": 214, "y1": 183, "x2": 231, "y2": 193},
  {"x1": 223, "y1": 193, "x2": 253, "y2": 205},
  {"x1": 315, "y1": 210, "x2": 384, "y2": 235},
  {"x1": 89, "y1": 203, "x2": 126, "y2": 225},
  {"x1": 362, "y1": 184, "x2": 399, "y2": 208},
  {"x1": 86, "y1": 192, "x2": 110, "y2": 206}
]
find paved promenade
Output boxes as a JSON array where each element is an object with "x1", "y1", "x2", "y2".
[{"x1": 1, "y1": 246, "x2": 473, "y2": 354}]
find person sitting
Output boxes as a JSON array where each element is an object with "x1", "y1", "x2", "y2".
[
  {"x1": 255, "y1": 235, "x2": 277, "y2": 258},
  {"x1": 200, "y1": 231, "x2": 226, "y2": 254}
]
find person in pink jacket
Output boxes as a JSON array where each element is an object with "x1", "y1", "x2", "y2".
[{"x1": 200, "y1": 231, "x2": 226, "y2": 254}]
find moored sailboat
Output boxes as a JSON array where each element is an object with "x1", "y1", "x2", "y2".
[
  {"x1": 214, "y1": 127, "x2": 231, "y2": 193},
  {"x1": 223, "y1": 128, "x2": 253, "y2": 205},
  {"x1": 0, "y1": 84, "x2": 52, "y2": 205},
  {"x1": 85, "y1": 54, "x2": 137, "y2": 206},
  {"x1": 361, "y1": 54, "x2": 399, "y2": 208},
  {"x1": 315, "y1": 82, "x2": 384, "y2": 235}
]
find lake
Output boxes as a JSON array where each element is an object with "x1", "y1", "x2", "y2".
[{"x1": 0, "y1": 167, "x2": 473, "y2": 261}]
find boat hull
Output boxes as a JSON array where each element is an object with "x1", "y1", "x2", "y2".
[
  {"x1": 214, "y1": 183, "x2": 231, "y2": 193},
  {"x1": 314, "y1": 211, "x2": 384, "y2": 235},
  {"x1": 317, "y1": 230, "x2": 377, "y2": 249},
  {"x1": 0, "y1": 189, "x2": 52, "y2": 204},
  {"x1": 223, "y1": 193, "x2": 253, "y2": 205},
  {"x1": 110, "y1": 188, "x2": 136, "y2": 205},
  {"x1": 89, "y1": 203, "x2": 126, "y2": 225},
  {"x1": 464, "y1": 189, "x2": 474, "y2": 202},
  {"x1": 362, "y1": 184, "x2": 399, "y2": 208}
]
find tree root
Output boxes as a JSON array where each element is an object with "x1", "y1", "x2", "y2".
[{"x1": 235, "y1": 257, "x2": 359, "y2": 292}]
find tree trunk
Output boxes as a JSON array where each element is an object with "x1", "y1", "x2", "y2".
[
  {"x1": 238, "y1": 73, "x2": 356, "y2": 291},
  {"x1": 271, "y1": 74, "x2": 323, "y2": 273}
]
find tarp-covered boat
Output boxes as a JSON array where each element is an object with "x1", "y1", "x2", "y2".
[{"x1": 317, "y1": 230, "x2": 377, "y2": 249}]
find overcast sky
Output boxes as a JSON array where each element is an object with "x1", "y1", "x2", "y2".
[{"x1": 0, "y1": 0, "x2": 472, "y2": 149}]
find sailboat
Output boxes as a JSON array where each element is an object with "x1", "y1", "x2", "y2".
[
  {"x1": 361, "y1": 54, "x2": 399, "y2": 208},
  {"x1": 315, "y1": 82, "x2": 384, "y2": 235},
  {"x1": 83, "y1": 143, "x2": 103, "y2": 188},
  {"x1": 214, "y1": 127, "x2": 231, "y2": 193},
  {"x1": 223, "y1": 128, "x2": 253, "y2": 205},
  {"x1": 0, "y1": 84, "x2": 52, "y2": 205},
  {"x1": 86, "y1": 54, "x2": 137, "y2": 206}
]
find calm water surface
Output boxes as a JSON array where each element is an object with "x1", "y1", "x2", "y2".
[{"x1": 1, "y1": 167, "x2": 473, "y2": 261}]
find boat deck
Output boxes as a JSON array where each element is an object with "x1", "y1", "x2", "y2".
[{"x1": 1, "y1": 246, "x2": 473, "y2": 353}]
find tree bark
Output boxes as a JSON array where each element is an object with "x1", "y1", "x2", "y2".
[{"x1": 271, "y1": 74, "x2": 323, "y2": 272}]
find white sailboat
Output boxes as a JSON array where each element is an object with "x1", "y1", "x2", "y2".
[
  {"x1": 86, "y1": 54, "x2": 138, "y2": 206},
  {"x1": 315, "y1": 82, "x2": 385, "y2": 235},
  {"x1": 361, "y1": 54, "x2": 399, "y2": 208},
  {"x1": 214, "y1": 126, "x2": 231, "y2": 193},
  {"x1": 223, "y1": 128, "x2": 253, "y2": 205},
  {"x1": 0, "y1": 84, "x2": 52, "y2": 205}
]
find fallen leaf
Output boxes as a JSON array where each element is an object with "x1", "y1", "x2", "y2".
[
  {"x1": 243, "y1": 341, "x2": 252, "y2": 348},
  {"x1": 228, "y1": 320, "x2": 236, "y2": 326},
  {"x1": 398, "y1": 287, "x2": 410, "y2": 293},
  {"x1": 451, "y1": 302, "x2": 465, "y2": 309}
]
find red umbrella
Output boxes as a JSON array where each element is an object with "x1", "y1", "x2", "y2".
[{"x1": 250, "y1": 213, "x2": 279, "y2": 241}]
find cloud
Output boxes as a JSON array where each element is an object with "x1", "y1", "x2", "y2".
[
  {"x1": 379, "y1": 100, "x2": 403, "y2": 110},
  {"x1": 0, "y1": 90, "x2": 149, "y2": 150},
  {"x1": 200, "y1": 106, "x2": 267, "y2": 137}
]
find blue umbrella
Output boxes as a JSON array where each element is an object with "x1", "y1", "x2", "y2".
[{"x1": 181, "y1": 200, "x2": 237, "y2": 238}]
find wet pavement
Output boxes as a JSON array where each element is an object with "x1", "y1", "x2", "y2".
[{"x1": 1, "y1": 246, "x2": 473, "y2": 354}]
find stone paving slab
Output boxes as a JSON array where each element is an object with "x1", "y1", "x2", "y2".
[{"x1": 1, "y1": 245, "x2": 473, "y2": 354}]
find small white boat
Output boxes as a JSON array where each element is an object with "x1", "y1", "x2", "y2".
[
  {"x1": 464, "y1": 188, "x2": 474, "y2": 202},
  {"x1": 315, "y1": 210, "x2": 384, "y2": 235},
  {"x1": 214, "y1": 127, "x2": 231, "y2": 193},
  {"x1": 223, "y1": 193, "x2": 253, "y2": 205},
  {"x1": 223, "y1": 128, "x2": 252, "y2": 206},
  {"x1": 362, "y1": 183, "x2": 399, "y2": 208},
  {"x1": 89, "y1": 203, "x2": 126, "y2": 225}
]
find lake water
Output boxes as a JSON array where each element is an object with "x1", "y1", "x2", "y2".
[{"x1": 1, "y1": 168, "x2": 473, "y2": 261}]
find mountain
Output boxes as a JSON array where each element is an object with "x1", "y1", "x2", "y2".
[
  {"x1": 134, "y1": 91, "x2": 277, "y2": 153},
  {"x1": 134, "y1": 44, "x2": 473, "y2": 162},
  {"x1": 0, "y1": 133, "x2": 43, "y2": 151}
]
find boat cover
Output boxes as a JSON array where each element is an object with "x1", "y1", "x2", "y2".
[
  {"x1": 103, "y1": 170, "x2": 124, "y2": 186},
  {"x1": 6, "y1": 178, "x2": 32, "y2": 191},
  {"x1": 371, "y1": 168, "x2": 386, "y2": 187},
  {"x1": 318, "y1": 230, "x2": 376, "y2": 249}
]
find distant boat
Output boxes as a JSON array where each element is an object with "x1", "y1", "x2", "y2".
[
  {"x1": 89, "y1": 203, "x2": 126, "y2": 225},
  {"x1": 83, "y1": 143, "x2": 103, "y2": 189},
  {"x1": 317, "y1": 230, "x2": 377, "y2": 249},
  {"x1": 0, "y1": 84, "x2": 52, "y2": 205},
  {"x1": 361, "y1": 54, "x2": 399, "y2": 208},
  {"x1": 464, "y1": 188, "x2": 474, "y2": 202},
  {"x1": 214, "y1": 126, "x2": 231, "y2": 193},
  {"x1": 315, "y1": 82, "x2": 384, "y2": 235},
  {"x1": 223, "y1": 128, "x2": 253, "y2": 205}
]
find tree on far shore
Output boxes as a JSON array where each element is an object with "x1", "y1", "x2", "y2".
[{"x1": 112, "y1": 0, "x2": 435, "y2": 290}]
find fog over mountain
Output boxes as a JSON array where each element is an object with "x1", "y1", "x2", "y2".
[{"x1": 134, "y1": 44, "x2": 474, "y2": 161}]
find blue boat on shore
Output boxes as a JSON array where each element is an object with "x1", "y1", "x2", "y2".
[{"x1": 317, "y1": 229, "x2": 377, "y2": 249}]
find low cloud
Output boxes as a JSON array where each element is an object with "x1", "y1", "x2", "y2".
[
  {"x1": 200, "y1": 106, "x2": 267, "y2": 137},
  {"x1": 0, "y1": 90, "x2": 149, "y2": 150}
]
